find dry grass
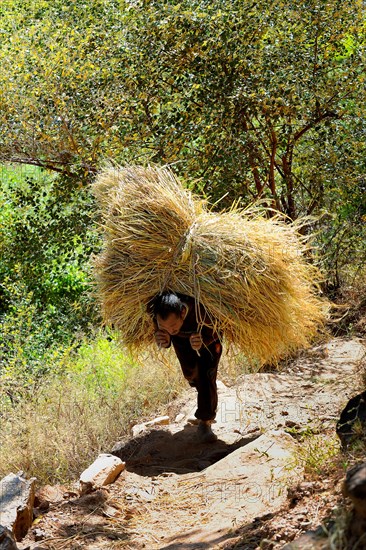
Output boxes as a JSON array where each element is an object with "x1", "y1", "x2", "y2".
[
  {"x1": 0, "y1": 337, "x2": 185, "y2": 484},
  {"x1": 92, "y1": 164, "x2": 328, "y2": 366}
]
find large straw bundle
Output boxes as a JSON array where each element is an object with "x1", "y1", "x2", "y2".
[{"x1": 92, "y1": 165, "x2": 327, "y2": 365}]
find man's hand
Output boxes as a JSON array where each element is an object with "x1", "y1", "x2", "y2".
[
  {"x1": 154, "y1": 329, "x2": 171, "y2": 349},
  {"x1": 190, "y1": 332, "x2": 203, "y2": 351}
]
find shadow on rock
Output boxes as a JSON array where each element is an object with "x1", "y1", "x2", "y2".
[{"x1": 111, "y1": 424, "x2": 260, "y2": 476}]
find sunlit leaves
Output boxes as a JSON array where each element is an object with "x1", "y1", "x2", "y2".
[{"x1": 0, "y1": 0, "x2": 364, "y2": 212}]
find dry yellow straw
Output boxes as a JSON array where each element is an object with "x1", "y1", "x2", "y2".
[{"x1": 92, "y1": 165, "x2": 327, "y2": 365}]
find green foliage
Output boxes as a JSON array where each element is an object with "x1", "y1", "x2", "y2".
[
  {"x1": 0, "y1": 165, "x2": 100, "y2": 395},
  {"x1": 298, "y1": 114, "x2": 366, "y2": 286},
  {"x1": 0, "y1": 165, "x2": 98, "y2": 314},
  {"x1": 294, "y1": 432, "x2": 340, "y2": 478},
  {"x1": 0, "y1": 0, "x2": 364, "y2": 215},
  {"x1": 0, "y1": 0, "x2": 126, "y2": 180},
  {"x1": 69, "y1": 331, "x2": 132, "y2": 395},
  {"x1": 0, "y1": 274, "x2": 74, "y2": 405}
]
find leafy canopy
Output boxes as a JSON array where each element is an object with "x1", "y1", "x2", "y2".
[{"x1": 0, "y1": 0, "x2": 364, "y2": 216}]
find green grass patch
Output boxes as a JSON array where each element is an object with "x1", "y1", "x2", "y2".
[{"x1": 294, "y1": 432, "x2": 340, "y2": 478}]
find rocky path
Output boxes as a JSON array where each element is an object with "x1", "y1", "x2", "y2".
[{"x1": 19, "y1": 337, "x2": 366, "y2": 550}]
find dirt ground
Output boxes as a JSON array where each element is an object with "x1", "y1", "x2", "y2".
[{"x1": 19, "y1": 336, "x2": 366, "y2": 550}]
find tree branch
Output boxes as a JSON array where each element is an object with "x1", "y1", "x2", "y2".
[{"x1": 293, "y1": 110, "x2": 340, "y2": 143}]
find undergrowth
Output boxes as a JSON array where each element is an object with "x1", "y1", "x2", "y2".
[
  {"x1": 293, "y1": 431, "x2": 340, "y2": 479},
  {"x1": 0, "y1": 331, "x2": 186, "y2": 484}
]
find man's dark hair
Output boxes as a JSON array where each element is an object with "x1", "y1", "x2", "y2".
[{"x1": 152, "y1": 292, "x2": 185, "y2": 320}]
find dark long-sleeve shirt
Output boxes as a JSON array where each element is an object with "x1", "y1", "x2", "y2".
[
  {"x1": 148, "y1": 293, "x2": 221, "y2": 348},
  {"x1": 170, "y1": 294, "x2": 220, "y2": 347}
]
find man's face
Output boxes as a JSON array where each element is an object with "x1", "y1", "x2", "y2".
[{"x1": 156, "y1": 310, "x2": 185, "y2": 335}]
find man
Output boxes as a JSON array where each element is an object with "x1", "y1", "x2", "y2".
[{"x1": 149, "y1": 292, "x2": 222, "y2": 443}]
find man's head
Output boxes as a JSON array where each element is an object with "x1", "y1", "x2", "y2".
[{"x1": 153, "y1": 293, "x2": 187, "y2": 335}]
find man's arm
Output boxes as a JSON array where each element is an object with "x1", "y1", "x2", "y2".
[
  {"x1": 200, "y1": 325, "x2": 221, "y2": 346},
  {"x1": 147, "y1": 296, "x2": 171, "y2": 348},
  {"x1": 189, "y1": 326, "x2": 220, "y2": 351},
  {"x1": 155, "y1": 329, "x2": 171, "y2": 349},
  {"x1": 188, "y1": 302, "x2": 221, "y2": 350}
]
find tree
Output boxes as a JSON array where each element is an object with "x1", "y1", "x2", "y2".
[
  {"x1": 0, "y1": 0, "x2": 126, "y2": 179},
  {"x1": 0, "y1": 0, "x2": 364, "y2": 215},
  {"x1": 119, "y1": 0, "x2": 365, "y2": 216}
]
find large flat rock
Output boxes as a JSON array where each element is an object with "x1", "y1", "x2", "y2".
[
  {"x1": 180, "y1": 338, "x2": 366, "y2": 443},
  {"x1": 157, "y1": 430, "x2": 301, "y2": 548}
]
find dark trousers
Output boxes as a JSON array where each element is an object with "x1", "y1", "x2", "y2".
[{"x1": 171, "y1": 337, "x2": 222, "y2": 421}]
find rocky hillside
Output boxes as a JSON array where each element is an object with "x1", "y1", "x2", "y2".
[{"x1": 3, "y1": 337, "x2": 366, "y2": 550}]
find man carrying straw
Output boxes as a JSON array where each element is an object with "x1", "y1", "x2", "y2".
[
  {"x1": 149, "y1": 292, "x2": 222, "y2": 443},
  {"x1": 93, "y1": 165, "x2": 327, "y2": 444}
]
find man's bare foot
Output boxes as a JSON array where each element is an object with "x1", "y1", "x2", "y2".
[{"x1": 197, "y1": 420, "x2": 218, "y2": 443}]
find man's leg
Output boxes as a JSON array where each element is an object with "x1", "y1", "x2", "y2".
[
  {"x1": 195, "y1": 341, "x2": 222, "y2": 420},
  {"x1": 194, "y1": 342, "x2": 222, "y2": 442},
  {"x1": 173, "y1": 338, "x2": 222, "y2": 442},
  {"x1": 172, "y1": 339, "x2": 199, "y2": 386},
  {"x1": 195, "y1": 361, "x2": 218, "y2": 421}
]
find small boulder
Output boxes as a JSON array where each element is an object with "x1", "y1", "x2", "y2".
[
  {"x1": 0, "y1": 526, "x2": 18, "y2": 550},
  {"x1": 131, "y1": 424, "x2": 146, "y2": 437},
  {"x1": 336, "y1": 391, "x2": 366, "y2": 446},
  {"x1": 343, "y1": 462, "x2": 366, "y2": 519},
  {"x1": 0, "y1": 473, "x2": 36, "y2": 541},
  {"x1": 79, "y1": 454, "x2": 125, "y2": 494},
  {"x1": 281, "y1": 526, "x2": 328, "y2": 549},
  {"x1": 338, "y1": 462, "x2": 366, "y2": 546},
  {"x1": 132, "y1": 415, "x2": 170, "y2": 436},
  {"x1": 35, "y1": 485, "x2": 66, "y2": 505}
]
